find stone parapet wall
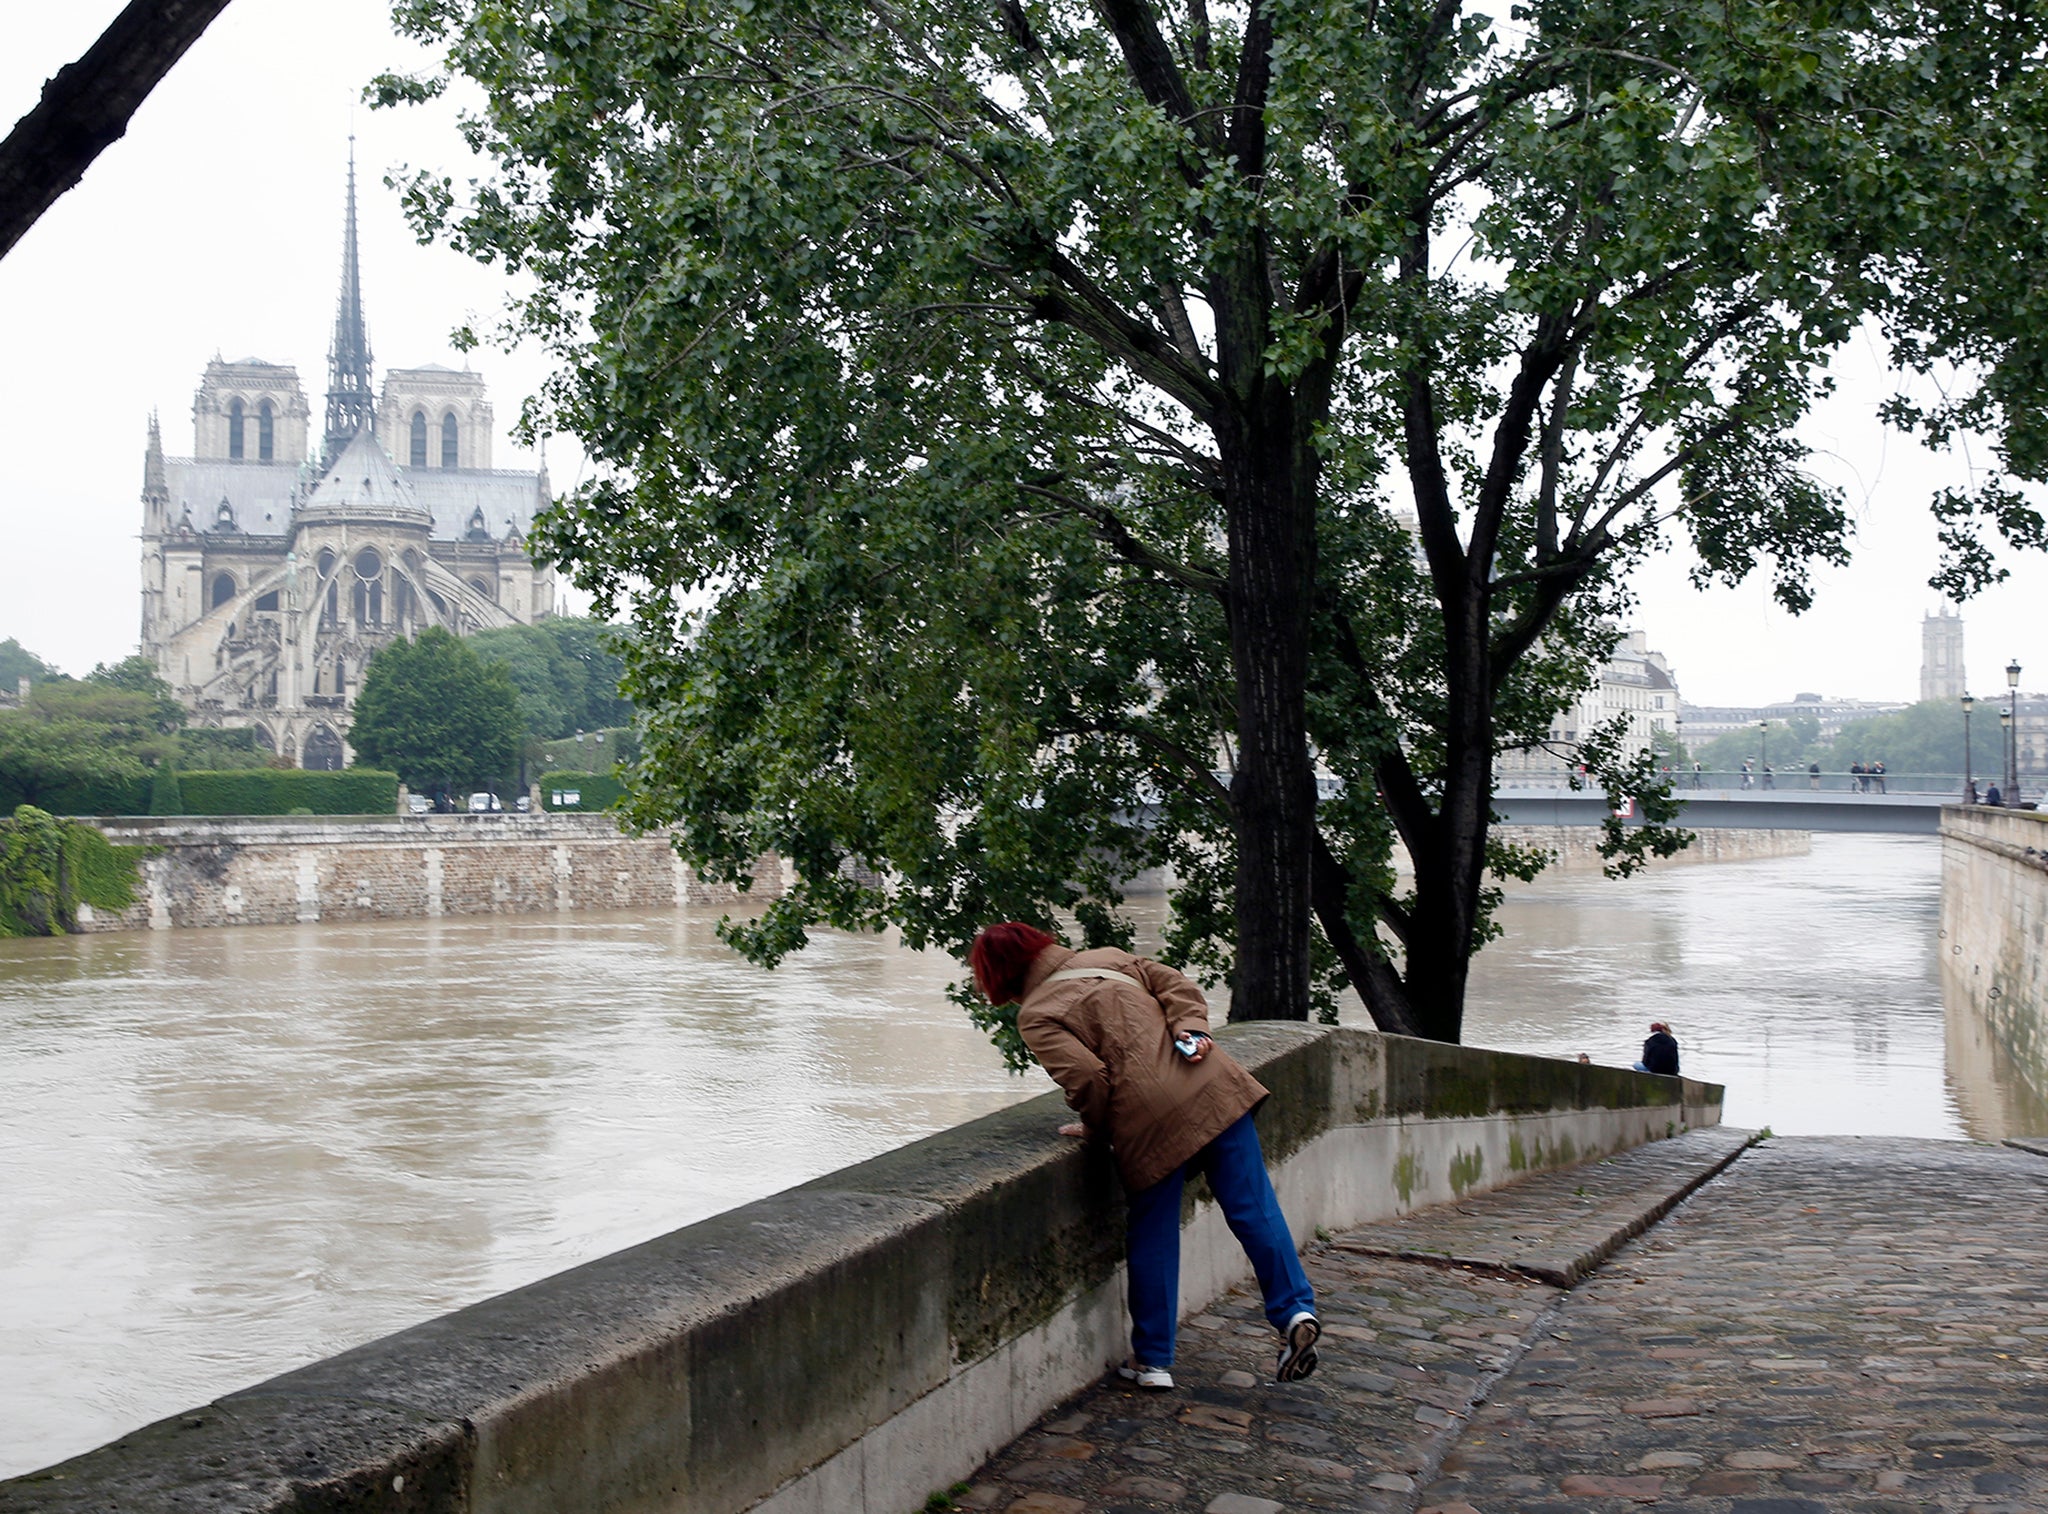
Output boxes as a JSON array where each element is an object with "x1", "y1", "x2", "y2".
[
  {"x1": 1940, "y1": 805, "x2": 2048, "y2": 1121},
  {"x1": 75, "y1": 815, "x2": 786, "y2": 931},
  {"x1": 0, "y1": 1026, "x2": 1720, "y2": 1514}
]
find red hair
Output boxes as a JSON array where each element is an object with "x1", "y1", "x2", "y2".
[{"x1": 970, "y1": 922, "x2": 1057, "y2": 1005}]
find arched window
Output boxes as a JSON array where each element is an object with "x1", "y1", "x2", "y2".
[
  {"x1": 469, "y1": 577, "x2": 492, "y2": 602},
  {"x1": 303, "y1": 726, "x2": 345, "y2": 771},
  {"x1": 441, "y1": 412, "x2": 459, "y2": 469},
  {"x1": 258, "y1": 400, "x2": 275, "y2": 462},
  {"x1": 409, "y1": 411, "x2": 427, "y2": 469},
  {"x1": 210, "y1": 572, "x2": 236, "y2": 609},
  {"x1": 228, "y1": 398, "x2": 245, "y2": 460}
]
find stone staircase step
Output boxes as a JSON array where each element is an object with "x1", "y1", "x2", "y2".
[{"x1": 1329, "y1": 1124, "x2": 1760, "y2": 1286}]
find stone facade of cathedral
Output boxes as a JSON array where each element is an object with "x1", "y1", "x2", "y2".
[{"x1": 139, "y1": 156, "x2": 554, "y2": 769}]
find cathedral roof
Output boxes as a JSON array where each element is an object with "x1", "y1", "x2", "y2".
[
  {"x1": 298, "y1": 427, "x2": 429, "y2": 524},
  {"x1": 400, "y1": 468, "x2": 550, "y2": 543},
  {"x1": 166, "y1": 458, "x2": 300, "y2": 536}
]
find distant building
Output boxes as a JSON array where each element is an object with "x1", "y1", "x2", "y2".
[
  {"x1": 1679, "y1": 691, "x2": 1908, "y2": 743},
  {"x1": 1498, "y1": 628, "x2": 1680, "y2": 778},
  {"x1": 1922, "y1": 607, "x2": 1966, "y2": 702},
  {"x1": 138, "y1": 151, "x2": 554, "y2": 769}
]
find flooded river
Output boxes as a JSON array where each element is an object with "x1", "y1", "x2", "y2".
[{"x1": 0, "y1": 832, "x2": 2012, "y2": 1477}]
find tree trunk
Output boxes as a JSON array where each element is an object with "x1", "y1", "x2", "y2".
[
  {"x1": 0, "y1": 0, "x2": 235, "y2": 262},
  {"x1": 1401, "y1": 613, "x2": 1495, "y2": 1043},
  {"x1": 1221, "y1": 402, "x2": 1320, "y2": 1022}
]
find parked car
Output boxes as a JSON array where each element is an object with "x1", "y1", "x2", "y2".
[
  {"x1": 408, "y1": 794, "x2": 432, "y2": 815},
  {"x1": 468, "y1": 792, "x2": 503, "y2": 813}
]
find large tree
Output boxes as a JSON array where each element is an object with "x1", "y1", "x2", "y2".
[
  {"x1": 381, "y1": 0, "x2": 2048, "y2": 1048},
  {"x1": 348, "y1": 627, "x2": 521, "y2": 793}
]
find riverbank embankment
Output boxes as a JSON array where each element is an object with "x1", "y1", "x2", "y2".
[
  {"x1": 1941, "y1": 803, "x2": 2048, "y2": 1122},
  {"x1": 74, "y1": 816, "x2": 1808, "y2": 932},
  {"x1": 75, "y1": 815, "x2": 787, "y2": 930},
  {"x1": 0, "y1": 1025, "x2": 1720, "y2": 1514}
]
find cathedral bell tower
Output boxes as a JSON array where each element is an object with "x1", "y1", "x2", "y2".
[{"x1": 322, "y1": 140, "x2": 376, "y2": 465}]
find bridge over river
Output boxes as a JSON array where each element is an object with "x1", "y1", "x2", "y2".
[{"x1": 1496, "y1": 783, "x2": 1955, "y2": 833}]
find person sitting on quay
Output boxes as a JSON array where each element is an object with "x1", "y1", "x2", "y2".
[
  {"x1": 1988, "y1": 782, "x2": 2004, "y2": 807},
  {"x1": 1634, "y1": 1021, "x2": 1681, "y2": 1076},
  {"x1": 971, "y1": 922, "x2": 1322, "y2": 1393}
]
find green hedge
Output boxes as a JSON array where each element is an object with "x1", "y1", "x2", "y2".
[
  {"x1": 28, "y1": 775, "x2": 151, "y2": 816},
  {"x1": 175, "y1": 769, "x2": 400, "y2": 816},
  {"x1": 17, "y1": 768, "x2": 399, "y2": 816},
  {"x1": 539, "y1": 771, "x2": 625, "y2": 811}
]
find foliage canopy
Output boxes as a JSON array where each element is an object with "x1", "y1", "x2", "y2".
[{"x1": 383, "y1": 0, "x2": 2048, "y2": 1052}]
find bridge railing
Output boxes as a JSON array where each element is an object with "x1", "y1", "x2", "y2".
[{"x1": 1499, "y1": 769, "x2": 2001, "y2": 798}]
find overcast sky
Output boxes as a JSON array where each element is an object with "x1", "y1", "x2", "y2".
[{"x1": 4, "y1": 0, "x2": 2045, "y2": 706}]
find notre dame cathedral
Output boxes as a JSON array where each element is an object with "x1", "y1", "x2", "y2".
[{"x1": 139, "y1": 151, "x2": 555, "y2": 770}]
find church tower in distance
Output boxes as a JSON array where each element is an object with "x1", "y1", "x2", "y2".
[
  {"x1": 137, "y1": 149, "x2": 555, "y2": 771},
  {"x1": 1921, "y1": 607, "x2": 1966, "y2": 703}
]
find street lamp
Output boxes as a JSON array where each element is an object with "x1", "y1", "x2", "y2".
[
  {"x1": 1757, "y1": 719, "x2": 1769, "y2": 779},
  {"x1": 2002, "y1": 711, "x2": 2014, "y2": 804},
  {"x1": 2009, "y1": 659, "x2": 2023, "y2": 803},
  {"x1": 1961, "y1": 693, "x2": 1976, "y2": 803}
]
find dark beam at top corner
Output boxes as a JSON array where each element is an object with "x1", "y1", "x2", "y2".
[{"x1": 0, "y1": 0, "x2": 237, "y2": 263}]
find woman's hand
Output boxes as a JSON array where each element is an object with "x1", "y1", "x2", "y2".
[
  {"x1": 1183, "y1": 1032, "x2": 1212, "y2": 1064},
  {"x1": 1058, "y1": 1122, "x2": 1087, "y2": 1138}
]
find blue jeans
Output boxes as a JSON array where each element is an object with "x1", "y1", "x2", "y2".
[{"x1": 1124, "y1": 1111, "x2": 1316, "y2": 1366}]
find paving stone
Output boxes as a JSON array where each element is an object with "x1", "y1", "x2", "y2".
[
  {"x1": 1202, "y1": 1497, "x2": 1284, "y2": 1514},
  {"x1": 1003, "y1": 1495, "x2": 1086, "y2": 1514},
  {"x1": 1099, "y1": 1474, "x2": 1187, "y2": 1500},
  {"x1": 1559, "y1": 1472, "x2": 1666, "y2": 1499}
]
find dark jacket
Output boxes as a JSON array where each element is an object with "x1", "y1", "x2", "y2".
[{"x1": 1641, "y1": 1031, "x2": 1681, "y2": 1077}]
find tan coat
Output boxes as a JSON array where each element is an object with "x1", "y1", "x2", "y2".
[{"x1": 1016, "y1": 945, "x2": 1268, "y2": 1193}]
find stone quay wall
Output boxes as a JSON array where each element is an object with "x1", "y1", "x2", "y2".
[
  {"x1": 1940, "y1": 804, "x2": 2048, "y2": 1114},
  {"x1": 1391, "y1": 824, "x2": 1810, "y2": 878},
  {"x1": 75, "y1": 815, "x2": 788, "y2": 931},
  {"x1": 0, "y1": 1026, "x2": 1721, "y2": 1514},
  {"x1": 1498, "y1": 823, "x2": 1810, "y2": 872}
]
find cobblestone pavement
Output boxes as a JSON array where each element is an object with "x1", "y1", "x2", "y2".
[{"x1": 944, "y1": 1134, "x2": 2048, "y2": 1514}]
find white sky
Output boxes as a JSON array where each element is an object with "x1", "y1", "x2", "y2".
[{"x1": 3, "y1": 0, "x2": 2045, "y2": 704}]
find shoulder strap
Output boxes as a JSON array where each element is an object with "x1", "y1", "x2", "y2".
[{"x1": 1044, "y1": 966, "x2": 1143, "y2": 989}]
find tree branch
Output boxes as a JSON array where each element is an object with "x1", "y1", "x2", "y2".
[{"x1": 0, "y1": 0, "x2": 236, "y2": 261}]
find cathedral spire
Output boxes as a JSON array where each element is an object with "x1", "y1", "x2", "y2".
[
  {"x1": 143, "y1": 411, "x2": 167, "y2": 500},
  {"x1": 322, "y1": 139, "x2": 376, "y2": 465}
]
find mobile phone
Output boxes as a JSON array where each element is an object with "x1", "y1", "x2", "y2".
[{"x1": 1174, "y1": 1033, "x2": 1201, "y2": 1059}]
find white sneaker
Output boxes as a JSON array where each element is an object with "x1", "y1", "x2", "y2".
[
  {"x1": 1117, "y1": 1360, "x2": 1175, "y2": 1390},
  {"x1": 1276, "y1": 1311, "x2": 1321, "y2": 1382}
]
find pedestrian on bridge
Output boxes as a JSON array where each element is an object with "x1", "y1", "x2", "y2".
[
  {"x1": 970, "y1": 922, "x2": 1321, "y2": 1393},
  {"x1": 1809, "y1": 761, "x2": 1821, "y2": 790}
]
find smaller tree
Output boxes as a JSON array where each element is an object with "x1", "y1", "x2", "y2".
[
  {"x1": 0, "y1": 638, "x2": 59, "y2": 690},
  {"x1": 348, "y1": 627, "x2": 520, "y2": 795}
]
